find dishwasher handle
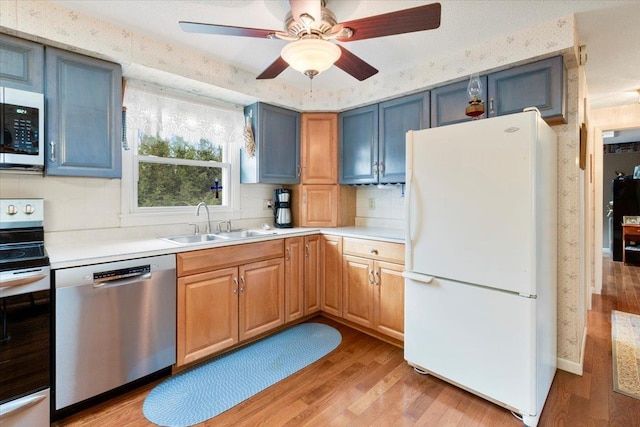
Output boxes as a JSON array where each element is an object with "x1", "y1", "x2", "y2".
[
  {"x1": 93, "y1": 272, "x2": 152, "y2": 289},
  {"x1": 92, "y1": 264, "x2": 152, "y2": 289}
]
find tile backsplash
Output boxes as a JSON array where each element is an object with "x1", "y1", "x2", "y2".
[{"x1": 355, "y1": 185, "x2": 405, "y2": 229}]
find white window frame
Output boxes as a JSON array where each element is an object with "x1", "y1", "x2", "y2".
[{"x1": 120, "y1": 82, "x2": 242, "y2": 227}]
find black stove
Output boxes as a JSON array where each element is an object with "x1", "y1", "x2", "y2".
[{"x1": 0, "y1": 199, "x2": 49, "y2": 271}]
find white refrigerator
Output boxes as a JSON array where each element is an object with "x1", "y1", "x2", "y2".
[{"x1": 403, "y1": 110, "x2": 557, "y2": 427}]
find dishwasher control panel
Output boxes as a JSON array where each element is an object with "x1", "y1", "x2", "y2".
[{"x1": 93, "y1": 264, "x2": 151, "y2": 282}]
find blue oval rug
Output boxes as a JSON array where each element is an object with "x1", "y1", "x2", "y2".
[{"x1": 143, "y1": 322, "x2": 341, "y2": 426}]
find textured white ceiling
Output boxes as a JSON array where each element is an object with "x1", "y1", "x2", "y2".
[{"x1": 51, "y1": 0, "x2": 640, "y2": 109}]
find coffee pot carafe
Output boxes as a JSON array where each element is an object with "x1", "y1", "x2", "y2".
[{"x1": 274, "y1": 188, "x2": 292, "y2": 228}]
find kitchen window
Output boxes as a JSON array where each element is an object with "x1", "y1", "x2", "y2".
[{"x1": 121, "y1": 82, "x2": 243, "y2": 224}]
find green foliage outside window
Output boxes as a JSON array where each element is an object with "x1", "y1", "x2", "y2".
[{"x1": 137, "y1": 134, "x2": 225, "y2": 208}]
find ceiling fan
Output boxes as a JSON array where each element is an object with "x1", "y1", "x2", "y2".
[{"x1": 179, "y1": 0, "x2": 441, "y2": 81}]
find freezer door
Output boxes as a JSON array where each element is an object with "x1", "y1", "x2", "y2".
[
  {"x1": 404, "y1": 276, "x2": 537, "y2": 415},
  {"x1": 406, "y1": 112, "x2": 539, "y2": 295}
]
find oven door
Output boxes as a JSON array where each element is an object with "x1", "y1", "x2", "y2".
[
  {"x1": 0, "y1": 266, "x2": 50, "y2": 407},
  {"x1": 1, "y1": 87, "x2": 45, "y2": 171}
]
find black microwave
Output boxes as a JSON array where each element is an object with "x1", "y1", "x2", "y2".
[{"x1": 1, "y1": 87, "x2": 44, "y2": 171}]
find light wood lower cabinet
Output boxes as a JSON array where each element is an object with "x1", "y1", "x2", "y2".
[
  {"x1": 176, "y1": 240, "x2": 284, "y2": 367},
  {"x1": 341, "y1": 237, "x2": 405, "y2": 341},
  {"x1": 321, "y1": 235, "x2": 343, "y2": 316},
  {"x1": 304, "y1": 234, "x2": 321, "y2": 314},
  {"x1": 285, "y1": 235, "x2": 321, "y2": 321}
]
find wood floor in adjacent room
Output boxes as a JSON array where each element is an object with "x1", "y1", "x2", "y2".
[{"x1": 56, "y1": 255, "x2": 640, "y2": 427}]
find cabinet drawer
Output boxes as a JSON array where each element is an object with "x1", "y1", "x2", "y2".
[
  {"x1": 177, "y1": 240, "x2": 284, "y2": 276},
  {"x1": 343, "y1": 237, "x2": 404, "y2": 264}
]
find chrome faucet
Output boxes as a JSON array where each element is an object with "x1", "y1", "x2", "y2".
[
  {"x1": 195, "y1": 202, "x2": 212, "y2": 234},
  {"x1": 217, "y1": 220, "x2": 231, "y2": 233}
]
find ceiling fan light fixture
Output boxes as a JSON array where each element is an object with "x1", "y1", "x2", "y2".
[{"x1": 281, "y1": 38, "x2": 341, "y2": 78}]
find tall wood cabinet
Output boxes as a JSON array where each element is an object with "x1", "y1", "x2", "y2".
[
  {"x1": 176, "y1": 240, "x2": 284, "y2": 367},
  {"x1": 45, "y1": 47, "x2": 122, "y2": 178},
  {"x1": 291, "y1": 113, "x2": 355, "y2": 227}
]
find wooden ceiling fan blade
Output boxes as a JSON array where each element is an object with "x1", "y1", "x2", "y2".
[
  {"x1": 334, "y1": 46, "x2": 378, "y2": 81},
  {"x1": 179, "y1": 21, "x2": 276, "y2": 38},
  {"x1": 337, "y1": 2, "x2": 441, "y2": 42},
  {"x1": 256, "y1": 56, "x2": 289, "y2": 80}
]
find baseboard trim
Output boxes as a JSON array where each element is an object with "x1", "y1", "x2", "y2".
[{"x1": 557, "y1": 326, "x2": 587, "y2": 375}]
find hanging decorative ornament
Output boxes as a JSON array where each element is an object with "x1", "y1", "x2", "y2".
[{"x1": 243, "y1": 112, "x2": 256, "y2": 158}]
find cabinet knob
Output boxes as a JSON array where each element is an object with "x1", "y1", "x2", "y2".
[{"x1": 370, "y1": 249, "x2": 378, "y2": 255}]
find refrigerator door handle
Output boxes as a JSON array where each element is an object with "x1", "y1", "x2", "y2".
[
  {"x1": 405, "y1": 131, "x2": 415, "y2": 272},
  {"x1": 402, "y1": 271, "x2": 434, "y2": 284}
]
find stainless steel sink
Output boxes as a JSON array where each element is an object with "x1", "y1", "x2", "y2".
[
  {"x1": 218, "y1": 229, "x2": 276, "y2": 239},
  {"x1": 160, "y1": 229, "x2": 276, "y2": 245},
  {"x1": 161, "y1": 233, "x2": 230, "y2": 245}
]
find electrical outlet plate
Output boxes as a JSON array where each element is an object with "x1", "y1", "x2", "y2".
[
  {"x1": 368, "y1": 198, "x2": 375, "y2": 210},
  {"x1": 263, "y1": 199, "x2": 273, "y2": 210}
]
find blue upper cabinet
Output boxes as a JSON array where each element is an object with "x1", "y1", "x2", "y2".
[
  {"x1": 339, "y1": 104, "x2": 378, "y2": 185},
  {"x1": 487, "y1": 56, "x2": 567, "y2": 124},
  {"x1": 0, "y1": 34, "x2": 44, "y2": 92},
  {"x1": 45, "y1": 47, "x2": 122, "y2": 178},
  {"x1": 241, "y1": 103, "x2": 300, "y2": 184},
  {"x1": 431, "y1": 77, "x2": 488, "y2": 127},
  {"x1": 378, "y1": 91, "x2": 429, "y2": 183},
  {"x1": 340, "y1": 92, "x2": 429, "y2": 185}
]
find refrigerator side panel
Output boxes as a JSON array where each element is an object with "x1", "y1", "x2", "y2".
[
  {"x1": 404, "y1": 277, "x2": 536, "y2": 415},
  {"x1": 534, "y1": 116, "x2": 557, "y2": 416},
  {"x1": 407, "y1": 112, "x2": 537, "y2": 294}
]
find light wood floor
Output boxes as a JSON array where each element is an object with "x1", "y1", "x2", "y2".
[{"x1": 56, "y1": 256, "x2": 640, "y2": 427}]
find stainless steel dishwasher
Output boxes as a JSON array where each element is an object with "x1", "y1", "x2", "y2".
[{"x1": 54, "y1": 254, "x2": 176, "y2": 412}]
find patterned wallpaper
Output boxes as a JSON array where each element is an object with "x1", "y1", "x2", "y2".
[{"x1": 0, "y1": 0, "x2": 585, "y2": 370}]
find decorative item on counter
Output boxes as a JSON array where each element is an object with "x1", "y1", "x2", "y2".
[
  {"x1": 243, "y1": 110, "x2": 255, "y2": 158},
  {"x1": 210, "y1": 179, "x2": 223, "y2": 198},
  {"x1": 465, "y1": 72, "x2": 485, "y2": 119}
]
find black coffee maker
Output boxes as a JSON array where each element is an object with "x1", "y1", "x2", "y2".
[{"x1": 274, "y1": 188, "x2": 292, "y2": 228}]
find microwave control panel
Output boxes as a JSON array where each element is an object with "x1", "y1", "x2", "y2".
[{"x1": 1, "y1": 103, "x2": 40, "y2": 155}]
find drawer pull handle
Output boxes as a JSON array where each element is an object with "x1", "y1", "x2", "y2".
[{"x1": 370, "y1": 249, "x2": 378, "y2": 255}]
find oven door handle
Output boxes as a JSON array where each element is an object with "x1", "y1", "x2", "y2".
[
  {"x1": 0, "y1": 390, "x2": 47, "y2": 419},
  {"x1": 0, "y1": 273, "x2": 48, "y2": 291}
]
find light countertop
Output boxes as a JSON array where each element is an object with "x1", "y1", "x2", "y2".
[{"x1": 47, "y1": 226, "x2": 404, "y2": 270}]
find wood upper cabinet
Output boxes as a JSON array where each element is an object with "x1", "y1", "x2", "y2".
[
  {"x1": 304, "y1": 234, "x2": 321, "y2": 314},
  {"x1": 241, "y1": 102, "x2": 300, "y2": 184},
  {"x1": 378, "y1": 92, "x2": 429, "y2": 184},
  {"x1": 487, "y1": 55, "x2": 566, "y2": 124},
  {"x1": 45, "y1": 47, "x2": 122, "y2": 178},
  {"x1": 176, "y1": 240, "x2": 284, "y2": 366},
  {"x1": 0, "y1": 34, "x2": 44, "y2": 92},
  {"x1": 431, "y1": 76, "x2": 488, "y2": 128},
  {"x1": 339, "y1": 104, "x2": 378, "y2": 185},
  {"x1": 339, "y1": 92, "x2": 429, "y2": 184},
  {"x1": 301, "y1": 113, "x2": 337, "y2": 184},
  {"x1": 177, "y1": 267, "x2": 239, "y2": 366},
  {"x1": 320, "y1": 235, "x2": 343, "y2": 317},
  {"x1": 285, "y1": 237, "x2": 305, "y2": 322},
  {"x1": 292, "y1": 112, "x2": 355, "y2": 228},
  {"x1": 239, "y1": 258, "x2": 285, "y2": 341}
]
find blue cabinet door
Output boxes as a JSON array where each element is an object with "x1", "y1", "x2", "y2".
[
  {"x1": 241, "y1": 103, "x2": 300, "y2": 184},
  {"x1": 0, "y1": 34, "x2": 44, "y2": 92},
  {"x1": 45, "y1": 47, "x2": 122, "y2": 178},
  {"x1": 487, "y1": 56, "x2": 566, "y2": 124},
  {"x1": 379, "y1": 91, "x2": 429, "y2": 183},
  {"x1": 431, "y1": 77, "x2": 488, "y2": 127},
  {"x1": 339, "y1": 104, "x2": 378, "y2": 185}
]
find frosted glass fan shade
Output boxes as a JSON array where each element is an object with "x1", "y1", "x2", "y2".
[{"x1": 281, "y1": 39, "x2": 341, "y2": 75}]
